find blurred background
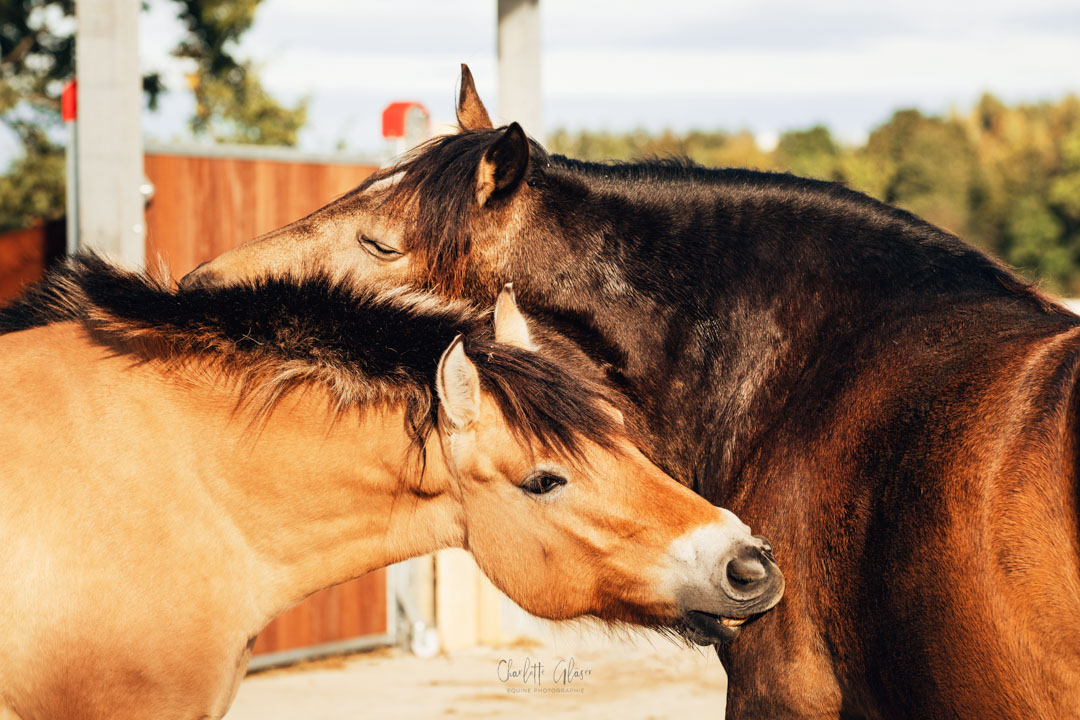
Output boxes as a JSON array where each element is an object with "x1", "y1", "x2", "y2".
[
  {"x1": 0, "y1": 2, "x2": 1078, "y2": 716},
  {"x1": 1, "y1": 0, "x2": 1078, "y2": 289}
]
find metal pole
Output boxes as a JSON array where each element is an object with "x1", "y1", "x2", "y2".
[
  {"x1": 74, "y1": 0, "x2": 145, "y2": 268},
  {"x1": 497, "y1": 0, "x2": 542, "y2": 141}
]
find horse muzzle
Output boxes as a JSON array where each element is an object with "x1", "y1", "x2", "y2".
[{"x1": 677, "y1": 536, "x2": 785, "y2": 646}]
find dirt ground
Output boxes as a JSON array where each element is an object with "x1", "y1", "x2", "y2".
[{"x1": 224, "y1": 628, "x2": 729, "y2": 719}]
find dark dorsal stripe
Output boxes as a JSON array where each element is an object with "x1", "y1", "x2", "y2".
[{"x1": 0, "y1": 253, "x2": 622, "y2": 459}]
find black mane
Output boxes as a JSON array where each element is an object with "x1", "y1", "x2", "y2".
[
  {"x1": 0, "y1": 253, "x2": 622, "y2": 458},
  {"x1": 364, "y1": 126, "x2": 1062, "y2": 315}
]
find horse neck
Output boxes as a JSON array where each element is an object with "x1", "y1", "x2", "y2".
[
  {"x1": 520, "y1": 173, "x2": 1058, "y2": 497},
  {"x1": 160, "y1": 366, "x2": 464, "y2": 617}
]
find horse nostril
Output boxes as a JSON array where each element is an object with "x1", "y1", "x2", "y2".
[
  {"x1": 716, "y1": 538, "x2": 784, "y2": 609},
  {"x1": 754, "y1": 535, "x2": 775, "y2": 562},
  {"x1": 726, "y1": 546, "x2": 769, "y2": 587}
]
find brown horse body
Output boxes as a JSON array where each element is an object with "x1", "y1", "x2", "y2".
[
  {"x1": 724, "y1": 301, "x2": 1080, "y2": 717},
  {"x1": 0, "y1": 258, "x2": 781, "y2": 720},
  {"x1": 183, "y1": 68, "x2": 1080, "y2": 718}
]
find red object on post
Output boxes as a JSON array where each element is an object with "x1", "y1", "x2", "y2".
[
  {"x1": 61, "y1": 80, "x2": 77, "y2": 122},
  {"x1": 381, "y1": 101, "x2": 429, "y2": 138}
]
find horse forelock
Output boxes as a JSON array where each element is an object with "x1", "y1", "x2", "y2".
[
  {"x1": 0, "y1": 252, "x2": 625, "y2": 461},
  {"x1": 358, "y1": 129, "x2": 549, "y2": 296}
]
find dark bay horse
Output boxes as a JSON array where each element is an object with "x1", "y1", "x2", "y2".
[
  {"x1": 0, "y1": 255, "x2": 781, "y2": 720},
  {"x1": 182, "y1": 67, "x2": 1080, "y2": 718}
]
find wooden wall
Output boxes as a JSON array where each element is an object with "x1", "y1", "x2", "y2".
[
  {"x1": 251, "y1": 571, "x2": 388, "y2": 656},
  {"x1": 143, "y1": 152, "x2": 389, "y2": 657},
  {"x1": 144, "y1": 152, "x2": 378, "y2": 278},
  {"x1": 0, "y1": 220, "x2": 65, "y2": 304}
]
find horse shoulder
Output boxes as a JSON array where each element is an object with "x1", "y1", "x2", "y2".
[{"x1": 0, "y1": 324, "x2": 258, "y2": 719}]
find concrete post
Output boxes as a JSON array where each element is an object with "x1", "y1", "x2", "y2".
[
  {"x1": 74, "y1": 0, "x2": 145, "y2": 267},
  {"x1": 497, "y1": 0, "x2": 542, "y2": 141},
  {"x1": 435, "y1": 548, "x2": 480, "y2": 651}
]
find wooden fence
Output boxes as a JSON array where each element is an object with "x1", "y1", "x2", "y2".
[
  {"x1": 0, "y1": 220, "x2": 65, "y2": 304},
  {"x1": 0, "y1": 148, "x2": 392, "y2": 664},
  {"x1": 144, "y1": 149, "x2": 379, "y2": 279},
  {"x1": 146, "y1": 149, "x2": 389, "y2": 663}
]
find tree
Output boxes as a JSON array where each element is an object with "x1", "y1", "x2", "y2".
[
  {"x1": 170, "y1": 0, "x2": 306, "y2": 144},
  {"x1": 963, "y1": 94, "x2": 1080, "y2": 292},
  {"x1": 774, "y1": 125, "x2": 841, "y2": 181},
  {"x1": 0, "y1": 0, "x2": 74, "y2": 230},
  {"x1": 0, "y1": 0, "x2": 306, "y2": 231},
  {"x1": 550, "y1": 94, "x2": 1080, "y2": 293},
  {"x1": 0, "y1": 122, "x2": 64, "y2": 230},
  {"x1": 859, "y1": 109, "x2": 980, "y2": 242},
  {"x1": 548, "y1": 127, "x2": 773, "y2": 171}
]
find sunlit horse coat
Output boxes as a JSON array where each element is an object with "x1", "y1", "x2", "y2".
[
  {"x1": 181, "y1": 67, "x2": 1080, "y2": 719},
  {"x1": 0, "y1": 256, "x2": 781, "y2": 720}
]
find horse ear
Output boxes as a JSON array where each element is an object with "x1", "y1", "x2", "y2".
[
  {"x1": 493, "y1": 283, "x2": 536, "y2": 350},
  {"x1": 437, "y1": 335, "x2": 481, "y2": 430},
  {"x1": 457, "y1": 64, "x2": 493, "y2": 131},
  {"x1": 476, "y1": 122, "x2": 529, "y2": 207}
]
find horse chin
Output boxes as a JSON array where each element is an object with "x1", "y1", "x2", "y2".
[{"x1": 678, "y1": 610, "x2": 759, "y2": 646}]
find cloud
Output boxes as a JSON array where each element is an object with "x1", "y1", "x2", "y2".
[
  {"x1": 1010, "y1": 6, "x2": 1080, "y2": 32},
  {"x1": 251, "y1": 32, "x2": 1077, "y2": 100},
  {"x1": 244, "y1": 0, "x2": 495, "y2": 56},
  {"x1": 542, "y1": 5, "x2": 917, "y2": 52},
  {"x1": 541, "y1": 34, "x2": 1079, "y2": 98},
  {"x1": 136, "y1": 0, "x2": 1080, "y2": 154}
]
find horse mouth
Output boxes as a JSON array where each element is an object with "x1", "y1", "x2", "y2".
[{"x1": 679, "y1": 610, "x2": 760, "y2": 645}]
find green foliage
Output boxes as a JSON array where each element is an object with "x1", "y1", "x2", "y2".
[
  {"x1": 961, "y1": 94, "x2": 1080, "y2": 291},
  {"x1": 552, "y1": 94, "x2": 1080, "y2": 294},
  {"x1": 170, "y1": 0, "x2": 307, "y2": 144},
  {"x1": 0, "y1": 122, "x2": 63, "y2": 231},
  {"x1": 0, "y1": 0, "x2": 74, "y2": 229},
  {"x1": 774, "y1": 125, "x2": 841, "y2": 181},
  {"x1": 0, "y1": 0, "x2": 306, "y2": 232},
  {"x1": 1003, "y1": 196, "x2": 1068, "y2": 281},
  {"x1": 861, "y1": 109, "x2": 980, "y2": 241},
  {"x1": 548, "y1": 127, "x2": 774, "y2": 170},
  {"x1": 188, "y1": 61, "x2": 305, "y2": 145},
  {"x1": 0, "y1": 0, "x2": 75, "y2": 116}
]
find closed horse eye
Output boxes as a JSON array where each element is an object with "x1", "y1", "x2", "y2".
[
  {"x1": 521, "y1": 471, "x2": 568, "y2": 495},
  {"x1": 358, "y1": 234, "x2": 403, "y2": 259}
]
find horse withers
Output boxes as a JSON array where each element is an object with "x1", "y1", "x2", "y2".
[
  {"x1": 0, "y1": 257, "x2": 781, "y2": 720},
  {"x1": 181, "y1": 66, "x2": 1080, "y2": 718}
]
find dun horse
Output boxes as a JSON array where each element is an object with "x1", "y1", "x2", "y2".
[
  {"x1": 183, "y1": 67, "x2": 1080, "y2": 718},
  {"x1": 0, "y1": 255, "x2": 782, "y2": 720}
]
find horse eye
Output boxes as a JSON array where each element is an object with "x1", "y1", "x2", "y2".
[
  {"x1": 521, "y1": 472, "x2": 568, "y2": 495},
  {"x1": 358, "y1": 234, "x2": 403, "y2": 259}
]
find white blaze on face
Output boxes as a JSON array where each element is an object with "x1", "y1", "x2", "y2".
[
  {"x1": 662, "y1": 508, "x2": 757, "y2": 614},
  {"x1": 364, "y1": 169, "x2": 405, "y2": 196}
]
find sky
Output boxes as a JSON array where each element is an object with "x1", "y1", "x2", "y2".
[{"x1": 58, "y1": 0, "x2": 1080, "y2": 158}]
